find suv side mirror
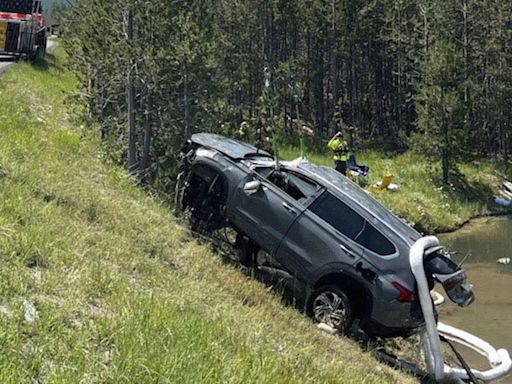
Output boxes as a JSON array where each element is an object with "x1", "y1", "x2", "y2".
[{"x1": 244, "y1": 180, "x2": 262, "y2": 195}]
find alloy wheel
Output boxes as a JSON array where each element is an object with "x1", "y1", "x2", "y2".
[{"x1": 313, "y1": 291, "x2": 348, "y2": 330}]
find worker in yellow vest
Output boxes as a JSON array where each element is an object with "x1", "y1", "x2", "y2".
[{"x1": 328, "y1": 131, "x2": 349, "y2": 176}]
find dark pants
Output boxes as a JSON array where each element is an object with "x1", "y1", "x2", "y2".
[{"x1": 335, "y1": 160, "x2": 347, "y2": 176}]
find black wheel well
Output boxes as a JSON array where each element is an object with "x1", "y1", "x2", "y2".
[
  {"x1": 189, "y1": 164, "x2": 228, "y2": 200},
  {"x1": 311, "y1": 273, "x2": 370, "y2": 318},
  {"x1": 181, "y1": 163, "x2": 229, "y2": 232}
]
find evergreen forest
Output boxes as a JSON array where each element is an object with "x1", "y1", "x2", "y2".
[{"x1": 63, "y1": 0, "x2": 512, "y2": 189}]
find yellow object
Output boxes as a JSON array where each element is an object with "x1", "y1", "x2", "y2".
[
  {"x1": 373, "y1": 174, "x2": 394, "y2": 191},
  {"x1": 0, "y1": 23, "x2": 7, "y2": 50},
  {"x1": 327, "y1": 137, "x2": 349, "y2": 161}
]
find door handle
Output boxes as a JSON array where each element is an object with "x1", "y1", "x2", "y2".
[
  {"x1": 340, "y1": 244, "x2": 357, "y2": 258},
  {"x1": 282, "y1": 202, "x2": 297, "y2": 214}
]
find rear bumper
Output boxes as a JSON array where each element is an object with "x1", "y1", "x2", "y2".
[
  {"x1": 362, "y1": 298, "x2": 426, "y2": 338},
  {"x1": 361, "y1": 318, "x2": 423, "y2": 338}
]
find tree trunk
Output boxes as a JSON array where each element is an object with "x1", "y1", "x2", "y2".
[
  {"x1": 183, "y1": 64, "x2": 191, "y2": 140},
  {"x1": 141, "y1": 92, "x2": 153, "y2": 177},
  {"x1": 441, "y1": 89, "x2": 449, "y2": 185},
  {"x1": 126, "y1": 9, "x2": 137, "y2": 171}
]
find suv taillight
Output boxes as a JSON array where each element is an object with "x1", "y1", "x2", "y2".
[
  {"x1": 434, "y1": 271, "x2": 475, "y2": 307},
  {"x1": 392, "y1": 281, "x2": 416, "y2": 302}
]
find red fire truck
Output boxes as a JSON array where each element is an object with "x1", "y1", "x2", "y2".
[{"x1": 0, "y1": 0, "x2": 47, "y2": 60}]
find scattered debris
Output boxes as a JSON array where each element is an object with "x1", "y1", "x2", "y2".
[
  {"x1": 373, "y1": 174, "x2": 394, "y2": 191},
  {"x1": 503, "y1": 180, "x2": 512, "y2": 193},
  {"x1": 431, "y1": 290, "x2": 445, "y2": 306},
  {"x1": 499, "y1": 189, "x2": 512, "y2": 200},
  {"x1": 23, "y1": 299, "x2": 39, "y2": 323},
  {"x1": 317, "y1": 323, "x2": 337, "y2": 335},
  {"x1": 494, "y1": 197, "x2": 511, "y2": 207},
  {"x1": 497, "y1": 257, "x2": 511, "y2": 265}
]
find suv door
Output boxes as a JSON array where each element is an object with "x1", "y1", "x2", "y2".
[
  {"x1": 229, "y1": 169, "x2": 321, "y2": 255},
  {"x1": 276, "y1": 191, "x2": 397, "y2": 283}
]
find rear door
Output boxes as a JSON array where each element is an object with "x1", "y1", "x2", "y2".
[{"x1": 276, "y1": 191, "x2": 397, "y2": 282}]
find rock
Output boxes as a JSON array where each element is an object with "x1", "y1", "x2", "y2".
[{"x1": 23, "y1": 300, "x2": 39, "y2": 323}]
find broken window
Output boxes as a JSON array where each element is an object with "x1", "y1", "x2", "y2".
[
  {"x1": 310, "y1": 192, "x2": 396, "y2": 256},
  {"x1": 267, "y1": 170, "x2": 319, "y2": 202}
]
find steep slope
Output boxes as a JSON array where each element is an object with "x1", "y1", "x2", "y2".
[{"x1": 0, "y1": 50, "x2": 415, "y2": 383}]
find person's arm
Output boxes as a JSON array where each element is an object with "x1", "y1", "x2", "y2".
[{"x1": 328, "y1": 132, "x2": 342, "y2": 150}]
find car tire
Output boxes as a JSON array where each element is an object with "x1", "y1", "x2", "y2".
[{"x1": 309, "y1": 285, "x2": 353, "y2": 333}]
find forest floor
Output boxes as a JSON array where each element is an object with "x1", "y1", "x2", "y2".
[
  {"x1": 281, "y1": 145, "x2": 512, "y2": 234},
  {"x1": 0, "y1": 49, "x2": 416, "y2": 382}
]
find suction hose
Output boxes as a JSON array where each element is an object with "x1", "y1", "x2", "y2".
[{"x1": 410, "y1": 236, "x2": 512, "y2": 383}]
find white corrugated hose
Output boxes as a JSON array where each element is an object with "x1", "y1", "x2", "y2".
[{"x1": 410, "y1": 236, "x2": 512, "y2": 383}]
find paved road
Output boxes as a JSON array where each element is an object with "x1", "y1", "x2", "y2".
[
  {"x1": 0, "y1": 39, "x2": 57, "y2": 75},
  {"x1": 0, "y1": 56, "x2": 14, "y2": 75}
]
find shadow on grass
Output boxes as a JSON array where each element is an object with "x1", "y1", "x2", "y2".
[
  {"x1": 32, "y1": 51, "x2": 61, "y2": 72},
  {"x1": 445, "y1": 168, "x2": 495, "y2": 209}
]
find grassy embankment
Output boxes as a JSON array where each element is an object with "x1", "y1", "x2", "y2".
[
  {"x1": 0, "y1": 50, "x2": 415, "y2": 382},
  {"x1": 281, "y1": 144, "x2": 512, "y2": 234}
]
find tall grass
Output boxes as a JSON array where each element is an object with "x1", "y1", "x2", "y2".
[{"x1": 0, "y1": 50, "x2": 413, "y2": 382}]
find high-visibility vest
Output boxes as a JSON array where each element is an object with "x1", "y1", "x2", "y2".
[{"x1": 328, "y1": 138, "x2": 349, "y2": 161}]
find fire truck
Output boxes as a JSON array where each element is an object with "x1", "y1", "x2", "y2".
[{"x1": 0, "y1": 0, "x2": 47, "y2": 60}]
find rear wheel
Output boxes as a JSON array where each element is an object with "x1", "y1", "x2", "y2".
[{"x1": 310, "y1": 285, "x2": 353, "y2": 333}]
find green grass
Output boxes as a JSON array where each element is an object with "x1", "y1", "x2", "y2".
[
  {"x1": 0, "y1": 49, "x2": 414, "y2": 382},
  {"x1": 280, "y1": 144, "x2": 512, "y2": 233}
]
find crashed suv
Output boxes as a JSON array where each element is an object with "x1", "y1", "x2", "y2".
[{"x1": 175, "y1": 133, "x2": 474, "y2": 338}]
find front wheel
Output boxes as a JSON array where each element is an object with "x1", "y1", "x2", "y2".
[{"x1": 310, "y1": 285, "x2": 353, "y2": 333}]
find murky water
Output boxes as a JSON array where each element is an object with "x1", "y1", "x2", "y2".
[{"x1": 438, "y1": 216, "x2": 512, "y2": 382}]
